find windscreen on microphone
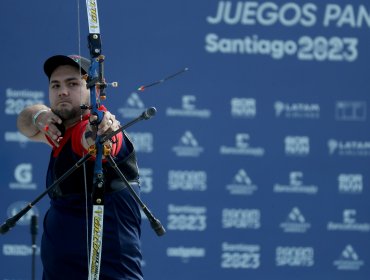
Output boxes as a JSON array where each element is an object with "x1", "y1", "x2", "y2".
[
  {"x1": 142, "y1": 107, "x2": 157, "y2": 120},
  {"x1": 0, "y1": 223, "x2": 10, "y2": 234}
]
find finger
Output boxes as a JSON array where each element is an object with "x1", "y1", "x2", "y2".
[
  {"x1": 111, "y1": 120, "x2": 120, "y2": 130},
  {"x1": 109, "y1": 113, "x2": 116, "y2": 122},
  {"x1": 40, "y1": 127, "x2": 60, "y2": 147},
  {"x1": 39, "y1": 114, "x2": 62, "y2": 138},
  {"x1": 96, "y1": 113, "x2": 110, "y2": 130},
  {"x1": 48, "y1": 136, "x2": 60, "y2": 147},
  {"x1": 50, "y1": 114, "x2": 63, "y2": 124},
  {"x1": 47, "y1": 123, "x2": 63, "y2": 137},
  {"x1": 89, "y1": 115, "x2": 98, "y2": 123},
  {"x1": 97, "y1": 120, "x2": 111, "y2": 135},
  {"x1": 42, "y1": 124, "x2": 58, "y2": 140}
]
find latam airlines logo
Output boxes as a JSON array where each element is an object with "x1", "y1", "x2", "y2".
[
  {"x1": 273, "y1": 171, "x2": 318, "y2": 195},
  {"x1": 328, "y1": 139, "x2": 370, "y2": 156},
  {"x1": 220, "y1": 133, "x2": 265, "y2": 156},
  {"x1": 172, "y1": 131, "x2": 204, "y2": 157},
  {"x1": 9, "y1": 163, "x2": 36, "y2": 190},
  {"x1": 274, "y1": 101, "x2": 320, "y2": 119},
  {"x1": 327, "y1": 209, "x2": 370, "y2": 232},
  {"x1": 333, "y1": 245, "x2": 364, "y2": 270},
  {"x1": 118, "y1": 92, "x2": 146, "y2": 119},
  {"x1": 226, "y1": 169, "x2": 258, "y2": 195},
  {"x1": 166, "y1": 95, "x2": 211, "y2": 118},
  {"x1": 231, "y1": 98, "x2": 256, "y2": 118},
  {"x1": 279, "y1": 207, "x2": 311, "y2": 233}
]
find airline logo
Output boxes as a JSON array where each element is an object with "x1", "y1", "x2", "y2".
[
  {"x1": 328, "y1": 139, "x2": 370, "y2": 156},
  {"x1": 274, "y1": 101, "x2": 320, "y2": 119}
]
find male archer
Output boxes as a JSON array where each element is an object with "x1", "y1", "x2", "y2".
[{"x1": 17, "y1": 55, "x2": 144, "y2": 280}]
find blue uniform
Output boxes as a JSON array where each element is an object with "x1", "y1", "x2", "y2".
[{"x1": 41, "y1": 119, "x2": 143, "y2": 280}]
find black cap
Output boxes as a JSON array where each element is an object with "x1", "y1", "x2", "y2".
[{"x1": 43, "y1": 55, "x2": 90, "y2": 79}]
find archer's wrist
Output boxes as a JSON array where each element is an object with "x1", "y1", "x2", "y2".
[{"x1": 32, "y1": 108, "x2": 50, "y2": 127}]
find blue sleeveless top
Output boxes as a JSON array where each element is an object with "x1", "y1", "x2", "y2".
[{"x1": 41, "y1": 120, "x2": 143, "y2": 280}]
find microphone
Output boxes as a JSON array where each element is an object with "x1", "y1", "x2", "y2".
[
  {"x1": 0, "y1": 218, "x2": 16, "y2": 234},
  {"x1": 31, "y1": 215, "x2": 38, "y2": 246},
  {"x1": 31, "y1": 215, "x2": 38, "y2": 236},
  {"x1": 142, "y1": 107, "x2": 157, "y2": 120},
  {"x1": 0, "y1": 204, "x2": 33, "y2": 235}
]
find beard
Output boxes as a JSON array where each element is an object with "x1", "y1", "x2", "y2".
[{"x1": 52, "y1": 106, "x2": 82, "y2": 121}]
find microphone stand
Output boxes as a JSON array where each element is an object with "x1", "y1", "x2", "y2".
[{"x1": 0, "y1": 107, "x2": 165, "y2": 236}]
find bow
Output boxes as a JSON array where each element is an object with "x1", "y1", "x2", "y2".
[
  {"x1": 82, "y1": 1, "x2": 109, "y2": 278},
  {"x1": 0, "y1": 2, "x2": 165, "y2": 279},
  {"x1": 82, "y1": 1, "x2": 166, "y2": 278}
]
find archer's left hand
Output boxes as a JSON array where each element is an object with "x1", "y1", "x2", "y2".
[{"x1": 90, "y1": 111, "x2": 120, "y2": 136}]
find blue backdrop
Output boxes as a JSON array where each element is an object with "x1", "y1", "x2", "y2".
[{"x1": 1, "y1": 0, "x2": 370, "y2": 279}]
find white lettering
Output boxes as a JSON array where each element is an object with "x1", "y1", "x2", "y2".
[{"x1": 207, "y1": 1, "x2": 317, "y2": 27}]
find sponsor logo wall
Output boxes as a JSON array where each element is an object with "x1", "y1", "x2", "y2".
[{"x1": 1, "y1": 1, "x2": 369, "y2": 280}]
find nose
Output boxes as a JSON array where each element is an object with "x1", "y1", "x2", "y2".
[{"x1": 58, "y1": 85, "x2": 69, "y2": 97}]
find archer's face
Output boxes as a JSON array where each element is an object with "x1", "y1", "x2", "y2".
[{"x1": 49, "y1": 65, "x2": 90, "y2": 121}]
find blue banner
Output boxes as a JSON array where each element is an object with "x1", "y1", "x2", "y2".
[{"x1": 1, "y1": 1, "x2": 370, "y2": 279}]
